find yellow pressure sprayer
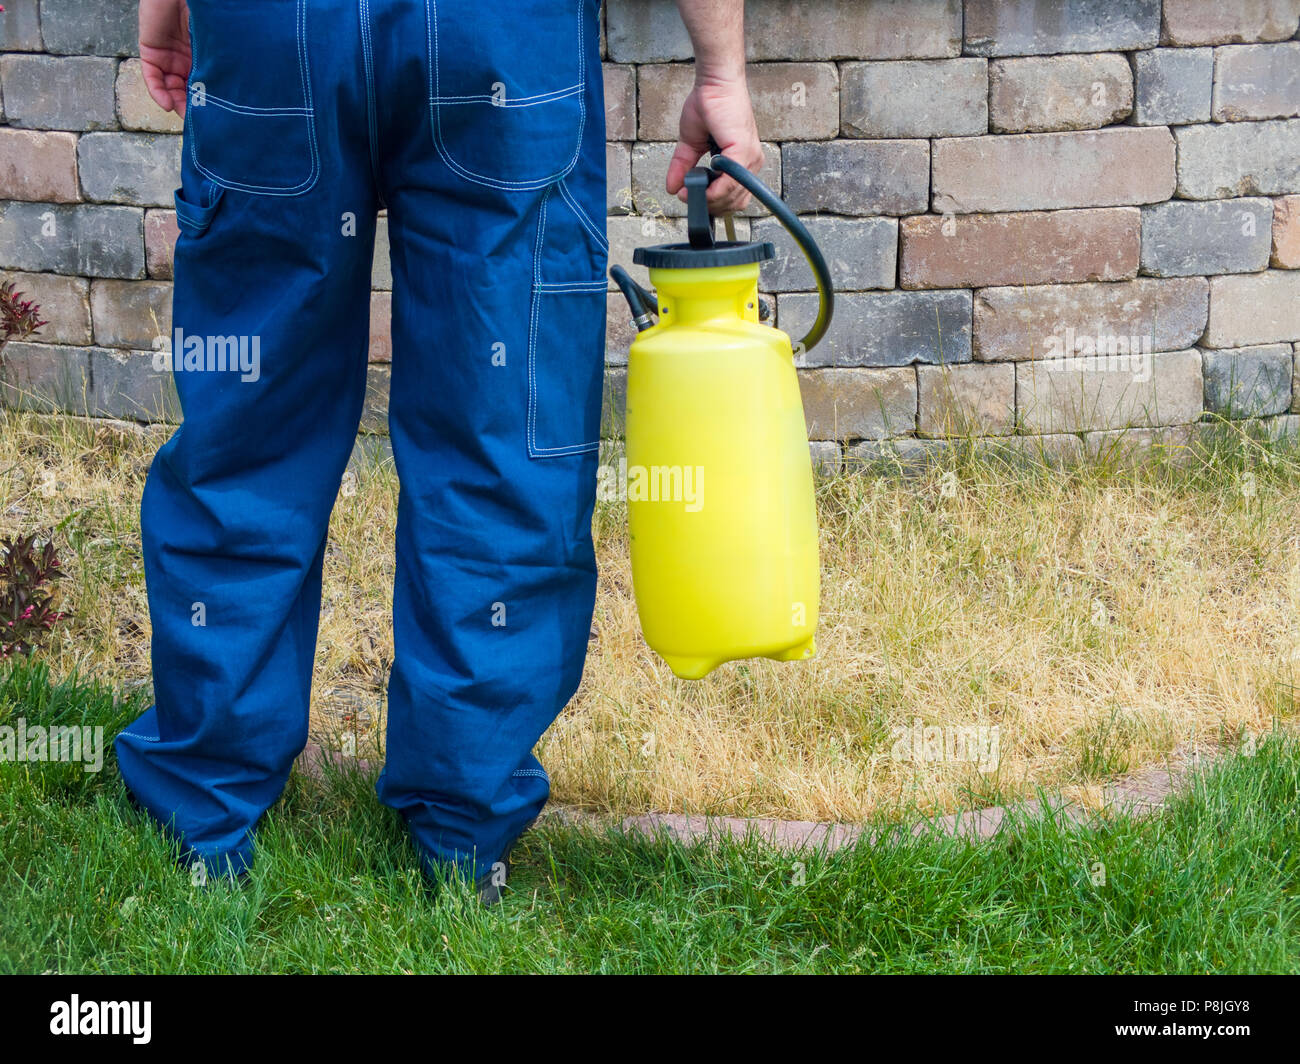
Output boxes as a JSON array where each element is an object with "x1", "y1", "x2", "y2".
[{"x1": 609, "y1": 146, "x2": 834, "y2": 680}]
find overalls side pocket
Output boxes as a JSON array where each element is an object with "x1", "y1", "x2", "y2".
[{"x1": 526, "y1": 179, "x2": 609, "y2": 458}]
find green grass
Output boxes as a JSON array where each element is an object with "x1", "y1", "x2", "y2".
[{"x1": 1, "y1": 657, "x2": 1296, "y2": 973}]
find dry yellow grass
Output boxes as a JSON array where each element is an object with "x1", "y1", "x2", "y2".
[{"x1": 2, "y1": 409, "x2": 1297, "y2": 823}]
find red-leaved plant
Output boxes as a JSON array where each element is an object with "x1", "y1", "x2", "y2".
[
  {"x1": 1, "y1": 280, "x2": 48, "y2": 358},
  {"x1": 0, "y1": 532, "x2": 69, "y2": 659}
]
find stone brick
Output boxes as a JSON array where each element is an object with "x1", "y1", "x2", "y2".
[
  {"x1": 1083, "y1": 423, "x2": 1198, "y2": 463},
  {"x1": 1212, "y1": 43, "x2": 1300, "y2": 122},
  {"x1": 363, "y1": 290, "x2": 396, "y2": 370},
  {"x1": 973, "y1": 277, "x2": 1209, "y2": 362},
  {"x1": 754, "y1": 216, "x2": 897, "y2": 292},
  {"x1": 1175, "y1": 120, "x2": 1300, "y2": 199},
  {"x1": 0, "y1": 0, "x2": 42, "y2": 51},
  {"x1": 606, "y1": 0, "x2": 961, "y2": 63},
  {"x1": 368, "y1": 291, "x2": 391, "y2": 363},
  {"x1": 601, "y1": 366, "x2": 627, "y2": 437},
  {"x1": 90, "y1": 279, "x2": 171, "y2": 349},
  {"x1": 144, "y1": 209, "x2": 178, "y2": 280},
  {"x1": 780, "y1": 289, "x2": 971, "y2": 368},
  {"x1": 0, "y1": 341, "x2": 91, "y2": 413},
  {"x1": 78, "y1": 133, "x2": 181, "y2": 207},
  {"x1": 989, "y1": 54, "x2": 1133, "y2": 134},
  {"x1": 1206, "y1": 270, "x2": 1300, "y2": 347},
  {"x1": 808, "y1": 441, "x2": 842, "y2": 477},
  {"x1": 603, "y1": 63, "x2": 636, "y2": 141},
  {"x1": 783, "y1": 140, "x2": 929, "y2": 216},
  {"x1": 637, "y1": 63, "x2": 839, "y2": 141},
  {"x1": 39, "y1": 0, "x2": 137, "y2": 57},
  {"x1": 632, "y1": 141, "x2": 780, "y2": 218},
  {"x1": 0, "y1": 271, "x2": 90, "y2": 345},
  {"x1": 1161, "y1": 0, "x2": 1300, "y2": 45},
  {"x1": 917, "y1": 362, "x2": 1015, "y2": 437},
  {"x1": 0, "y1": 54, "x2": 116, "y2": 130},
  {"x1": 372, "y1": 214, "x2": 391, "y2": 290},
  {"x1": 900, "y1": 208, "x2": 1139, "y2": 289},
  {"x1": 932, "y1": 128, "x2": 1175, "y2": 214},
  {"x1": 1294, "y1": 343, "x2": 1300, "y2": 413},
  {"x1": 0, "y1": 129, "x2": 79, "y2": 202},
  {"x1": 606, "y1": 292, "x2": 636, "y2": 366},
  {"x1": 0, "y1": 201, "x2": 144, "y2": 278},
  {"x1": 845, "y1": 436, "x2": 946, "y2": 470},
  {"x1": 115, "y1": 58, "x2": 183, "y2": 134},
  {"x1": 847, "y1": 433, "x2": 1085, "y2": 472},
  {"x1": 1140, "y1": 198, "x2": 1274, "y2": 276},
  {"x1": 1202, "y1": 344, "x2": 1294, "y2": 417},
  {"x1": 1016, "y1": 348, "x2": 1203, "y2": 434},
  {"x1": 841, "y1": 59, "x2": 986, "y2": 139},
  {"x1": 1133, "y1": 48, "x2": 1214, "y2": 125},
  {"x1": 361, "y1": 364, "x2": 388, "y2": 434},
  {"x1": 1274, "y1": 195, "x2": 1300, "y2": 268},
  {"x1": 964, "y1": 0, "x2": 1160, "y2": 56},
  {"x1": 90, "y1": 348, "x2": 180, "y2": 422},
  {"x1": 798, "y1": 367, "x2": 917, "y2": 440},
  {"x1": 1188, "y1": 413, "x2": 1300, "y2": 447},
  {"x1": 607, "y1": 142, "x2": 632, "y2": 215}
]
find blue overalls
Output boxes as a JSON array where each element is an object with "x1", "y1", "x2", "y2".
[{"x1": 114, "y1": 0, "x2": 608, "y2": 881}]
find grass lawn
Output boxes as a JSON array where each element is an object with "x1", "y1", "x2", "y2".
[
  {"x1": 2, "y1": 411, "x2": 1299, "y2": 826},
  {"x1": 1, "y1": 658, "x2": 1296, "y2": 973}
]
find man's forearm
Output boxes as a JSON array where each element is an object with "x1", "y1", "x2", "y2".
[{"x1": 675, "y1": 0, "x2": 747, "y2": 83}]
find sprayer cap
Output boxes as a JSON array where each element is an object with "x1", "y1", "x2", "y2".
[{"x1": 633, "y1": 240, "x2": 775, "y2": 270}]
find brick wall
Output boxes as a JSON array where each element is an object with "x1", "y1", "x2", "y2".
[{"x1": 2, "y1": 0, "x2": 1299, "y2": 468}]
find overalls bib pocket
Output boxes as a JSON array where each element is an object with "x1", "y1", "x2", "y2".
[
  {"x1": 426, "y1": 0, "x2": 589, "y2": 191},
  {"x1": 527, "y1": 180, "x2": 608, "y2": 458},
  {"x1": 184, "y1": 0, "x2": 319, "y2": 197}
]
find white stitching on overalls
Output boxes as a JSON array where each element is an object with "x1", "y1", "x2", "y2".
[
  {"x1": 359, "y1": 0, "x2": 382, "y2": 183},
  {"x1": 511, "y1": 768, "x2": 549, "y2": 780},
  {"x1": 557, "y1": 177, "x2": 609, "y2": 252},
  {"x1": 527, "y1": 172, "x2": 607, "y2": 458},
  {"x1": 425, "y1": 0, "x2": 587, "y2": 192},
  {"x1": 117, "y1": 730, "x2": 160, "y2": 743},
  {"x1": 188, "y1": 0, "x2": 321, "y2": 196},
  {"x1": 431, "y1": 85, "x2": 583, "y2": 106}
]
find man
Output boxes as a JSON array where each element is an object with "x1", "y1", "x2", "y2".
[{"x1": 117, "y1": 0, "x2": 763, "y2": 898}]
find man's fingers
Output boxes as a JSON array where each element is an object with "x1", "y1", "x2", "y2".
[
  {"x1": 141, "y1": 62, "x2": 186, "y2": 115},
  {"x1": 707, "y1": 177, "x2": 750, "y2": 214},
  {"x1": 665, "y1": 141, "x2": 706, "y2": 196}
]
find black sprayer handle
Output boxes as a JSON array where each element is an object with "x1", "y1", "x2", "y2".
[
  {"x1": 706, "y1": 142, "x2": 835, "y2": 354},
  {"x1": 683, "y1": 167, "x2": 716, "y2": 250}
]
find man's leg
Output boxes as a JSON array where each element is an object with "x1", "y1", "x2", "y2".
[
  {"x1": 115, "y1": 0, "x2": 378, "y2": 876},
  {"x1": 372, "y1": 0, "x2": 607, "y2": 878}
]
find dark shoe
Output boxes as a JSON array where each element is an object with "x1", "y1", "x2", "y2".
[{"x1": 473, "y1": 815, "x2": 538, "y2": 906}]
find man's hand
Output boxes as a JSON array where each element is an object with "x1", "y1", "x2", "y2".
[
  {"x1": 140, "y1": 0, "x2": 192, "y2": 117},
  {"x1": 667, "y1": 73, "x2": 763, "y2": 215},
  {"x1": 670, "y1": 0, "x2": 762, "y2": 214}
]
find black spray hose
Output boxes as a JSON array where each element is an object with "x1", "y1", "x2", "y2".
[
  {"x1": 708, "y1": 151, "x2": 835, "y2": 354},
  {"x1": 610, "y1": 265, "x2": 658, "y2": 332}
]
